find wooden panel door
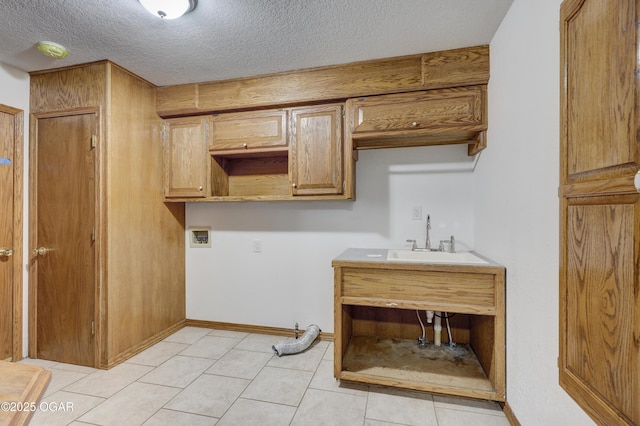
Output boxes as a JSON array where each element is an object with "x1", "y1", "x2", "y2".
[
  {"x1": 290, "y1": 104, "x2": 343, "y2": 196},
  {"x1": 0, "y1": 110, "x2": 15, "y2": 361},
  {"x1": 163, "y1": 116, "x2": 210, "y2": 198},
  {"x1": 559, "y1": 0, "x2": 639, "y2": 424},
  {"x1": 34, "y1": 113, "x2": 96, "y2": 367}
]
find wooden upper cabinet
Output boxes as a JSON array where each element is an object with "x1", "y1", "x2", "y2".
[
  {"x1": 163, "y1": 116, "x2": 211, "y2": 198},
  {"x1": 290, "y1": 104, "x2": 344, "y2": 196},
  {"x1": 559, "y1": 1, "x2": 640, "y2": 425},
  {"x1": 157, "y1": 46, "x2": 492, "y2": 201},
  {"x1": 210, "y1": 109, "x2": 288, "y2": 153},
  {"x1": 347, "y1": 86, "x2": 486, "y2": 153}
]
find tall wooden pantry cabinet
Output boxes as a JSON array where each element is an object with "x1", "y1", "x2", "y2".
[
  {"x1": 559, "y1": 1, "x2": 639, "y2": 424},
  {"x1": 29, "y1": 61, "x2": 185, "y2": 369}
]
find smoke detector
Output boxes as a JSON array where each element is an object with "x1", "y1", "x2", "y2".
[{"x1": 37, "y1": 41, "x2": 69, "y2": 59}]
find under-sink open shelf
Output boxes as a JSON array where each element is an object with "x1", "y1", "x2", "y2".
[
  {"x1": 342, "y1": 336, "x2": 493, "y2": 395},
  {"x1": 339, "y1": 306, "x2": 498, "y2": 399}
]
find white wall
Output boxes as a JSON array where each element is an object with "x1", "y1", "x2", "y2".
[
  {"x1": 475, "y1": 0, "x2": 594, "y2": 424},
  {"x1": 0, "y1": 62, "x2": 30, "y2": 357},
  {"x1": 186, "y1": 144, "x2": 477, "y2": 330}
]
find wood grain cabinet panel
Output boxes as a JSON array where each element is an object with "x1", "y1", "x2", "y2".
[
  {"x1": 163, "y1": 116, "x2": 211, "y2": 198},
  {"x1": 559, "y1": 0, "x2": 640, "y2": 424},
  {"x1": 290, "y1": 104, "x2": 344, "y2": 196},
  {"x1": 211, "y1": 109, "x2": 287, "y2": 152},
  {"x1": 341, "y1": 268, "x2": 496, "y2": 313},
  {"x1": 347, "y1": 86, "x2": 486, "y2": 153}
]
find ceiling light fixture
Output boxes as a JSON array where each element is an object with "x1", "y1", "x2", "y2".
[
  {"x1": 139, "y1": 0, "x2": 197, "y2": 19},
  {"x1": 37, "y1": 41, "x2": 69, "y2": 59}
]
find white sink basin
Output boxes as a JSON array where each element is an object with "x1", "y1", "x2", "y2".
[{"x1": 386, "y1": 249, "x2": 489, "y2": 264}]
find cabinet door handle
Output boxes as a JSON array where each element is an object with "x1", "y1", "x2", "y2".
[
  {"x1": 385, "y1": 302, "x2": 398, "y2": 307},
  {"x1": 198, "y1": 186, "x2": 203, "y2": 191},
  {"x1": 243, "y1": 143, "x2": 248, "y2": 148},
  {"x1": 411, "y1": 121, "x2": 418, "y2": 127},
  {"x1": 292, "y1": 183, "x2": 297, "y2": 188},
  {"x1": 0, "y1": 248, "x2": 14, "y2": 257}
]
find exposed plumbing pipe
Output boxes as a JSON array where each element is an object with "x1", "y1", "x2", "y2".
[
  {"x1": 416, "y1": 310, "x2": 426, "y2": 346},
  {"x1": 272, "y1": 324, "x2": 320, "y2": 357},
  {"x1": 445, "y1": 313, "x2": 456, "y2": 348},
  {"x1": 434, "y1": 311, "x2": 442, "y2": 347},
  {"x1": 426, "y1": 310, "x2": 434, "y2": 324}
]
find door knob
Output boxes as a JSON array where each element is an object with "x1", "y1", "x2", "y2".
[
  {"x1": 0, "y1": 248, "x2": 14, "y2": 257},
  {"x1": 33, "y1": 247, "x2": 53, "y2": 256}
]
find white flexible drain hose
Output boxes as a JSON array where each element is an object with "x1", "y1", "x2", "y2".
[{"x1": 272, "y1": 324, "x2": 321, "y2": 357}]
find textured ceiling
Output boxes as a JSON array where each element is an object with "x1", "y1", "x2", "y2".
[{"x1": 0, "y1": 0, "x2": 513, "y2": 87}]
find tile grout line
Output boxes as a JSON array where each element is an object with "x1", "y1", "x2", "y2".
[
  {"x1": 285, "y1": 341, "x2": 329, "y2": 425},
  {"x1": 203, "y1": 331, "x2": 255, "y2": 422}
]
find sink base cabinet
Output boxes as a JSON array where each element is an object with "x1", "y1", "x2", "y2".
[{"x1": 333, "y1": 261, "x2": 505, "y2": 402}]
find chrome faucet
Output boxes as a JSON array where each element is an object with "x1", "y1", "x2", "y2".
[{"x1": 425, "y1": 214, "x2": 431, "y2": 250}]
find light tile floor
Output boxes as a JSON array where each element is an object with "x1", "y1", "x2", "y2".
[{"x1": 20, "y1": 327, "x2": 510, "y2": 426}]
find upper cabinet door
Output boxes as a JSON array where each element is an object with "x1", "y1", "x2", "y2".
[
  {"x1": 559, "y1": 1, "x2": 640, "y2": 425},
  {"x1": 347, "y1": 86, "x2": 486, "y2": 152},
  {"x1": 562, "y1": 0, "x2": 637, "y2": 184},
  {"x1": 210, "y1": 109, "x2": 287, "y2": 152},
  {"x1": 163, "y1": 116, "x2": 211, "y2": 198},
  {"x1": 290, "y1": 104, "x2": 344, "y2": 196}
]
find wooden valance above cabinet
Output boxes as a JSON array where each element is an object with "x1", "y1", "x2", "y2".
[{"x1": 156, "y1": 45, "x2": 490, "y2": 118}]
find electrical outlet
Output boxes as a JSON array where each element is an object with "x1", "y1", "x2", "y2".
[
  {"x1": 252, "y1": 239, "x2": 262, "y2": 253},
  {"x1": 411, "y1": 205, "x2": 422, "y2": 220}
]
